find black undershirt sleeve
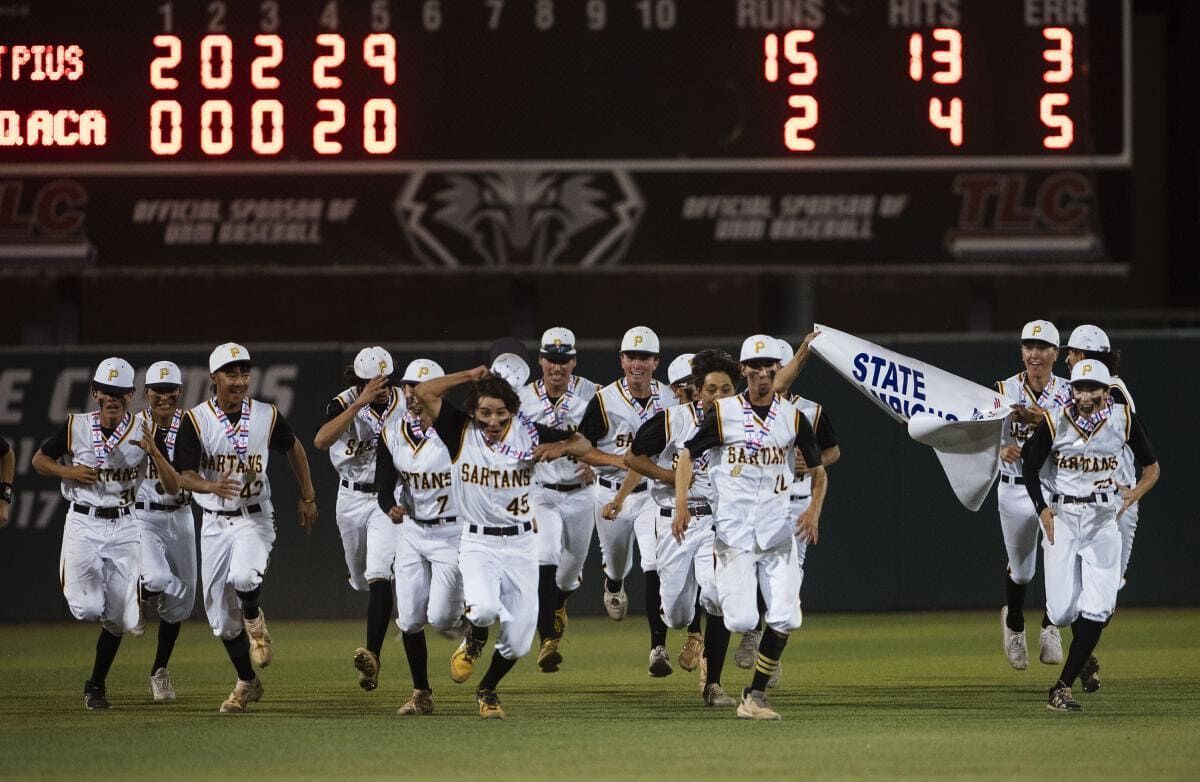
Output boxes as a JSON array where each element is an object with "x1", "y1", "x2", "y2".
[
  {"x1": 38, "y1": 424, "x2": 70, "y2": 459},
  {"x1": 433, "y1": 402, "x2": 471, "y2": 461},
  {"x1": 1127, "y1": 412, "x2": 1157, "y2": 467},
  {"x1": 173, "y1": 415, "x2": 202, "y2": 473},
  {"x1": 375, "y1": 437, "x2": 398, "y2": 515},
  {"x1": 815, "y1": 413, "x2": 838, "y2": 450},
  {"x1": 325, "y1": 398, "x2": 346, "y2": 421},
  {"x1": 684, "y1": 414, "x2": 721, "y2": 459},
  {"x1": 793, "y1": 412, "x2": 822, "y2": 470},
  {"x1": 268, "y1": 410, "x2": 296, "y2": 452},
  {"x1": 1021, "y1": 421, "x2": 1054, "y2": 514},
  {"x1": 630, "y1": 411, "x2": 668, "y2": 457},
  {"x1": 533, "y1": 423, "x2": 573, "y2": 444},
  {"x1": 577, "y1": 397, "x2": 608, "y2": 445},
  {"x1": 0, "y1": 437, "x2": 10, "y2": 457}
]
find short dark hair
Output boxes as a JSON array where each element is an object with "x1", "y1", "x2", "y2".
[
  {"x1": 1078, "y1": 347, "x2": 1121, "y2": 376},
  {"x1": 691, "y1": 349, "x2": 740, "y2": 389},
  {"x1": 466, "y1": 377, "x2": 521, "y2": 414}
]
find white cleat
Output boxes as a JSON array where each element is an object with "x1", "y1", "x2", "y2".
[
  {"x1": 244, "y1": 612, "x2": 273, "y2": 668},
  {"x1": 648, "y1": 645, "x2": 673, "y2": 677},
  {"x1": 149, "y1": 667, "x2": 176, "y2": 702},
  {"x1": 736, "y1": 688, "x2": 781, "y2": 720},
  {"x1": 1039, "y1": 625, "x2": 1064, "y2": 665},
  {"x1": 603, "y1": 585, "x2": 629, "y2": 621},
  {"x1": 734, "y1": 630, "x2": 761, "y2": 670},
  {"x1": 1001, "y1": 607, "x2": 1029, "y2": 670}
]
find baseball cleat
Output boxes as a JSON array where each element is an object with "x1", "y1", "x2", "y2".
[
  {"x1": 648, "y1": 645, "x2": 673, "y2": 677},
  {"x1": 353, "y1": 647, "x2": 380, "y2": 691},
  {"x1": 736, "y1": 688, "x2": 781, "y2": 720},
  {"x1": 734, "y1": 630, "x2": 761, "y2": 669},
  {"x1": 766, "y1": 659, "x2": 782, "y2": 689},
  {"x1": 1001, "y1": 607, "x2": 1029, "y2": 670},
  {"x1": 397, "y1": 688, "x2": 434, "y2": 716},
  {"x1": 1039, "y1": 625, "x2": 1064, "y2": 665},
  {"x1": 678, "y1": 632, "x2": 704, "y2": 672},
  {"x1": 244, "y1": 612, "x2": 273, "y2": 668},
  {"x1": 149, "y1": 668, "x2": 176, "y2": 702},
  {"x1": 698, "y1": 657, "x2": 708, "y2": 692},
  {"x1": 219, "y1": 677, "x2": 264, "y2": 713},
  {"x1": 553, "y1": 606, "x2": 569, "y2": 637},
  {"x1": 1047, "y1": 683, "x2": 1083, "y2": 712},
  {"x1": 83, "y1": 680, "x2": 111, "y2": 711},
  {"x1": 475, "y1": 688, "x2": 506, "y2": 719},
  {"x1": 451, "y1": 634, "x2": 485, "y2": 684},
  {"x1": 1079, "y1": 655, "x2": 1101, "y2": 693},
  {"x1": 536, "y1": 638, "x2": 563, "y2": 673},
  {"x1": 603, "y1": 585, "x2": 629, "y2": 621},
  {"x1": 703, "y1": 682, "x2": 736, "y2": 707}
]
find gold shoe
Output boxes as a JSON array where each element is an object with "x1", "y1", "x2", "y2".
[
  {"x1": 537, "y1": 637, "x2": 563, "y2": 673},
  {"x1": 451, "y1": 634, "x2": 484, "y2": 684},
  {"x1": 476, "y1": 688, "x2": 506, "y2": 719},
  {"x1": 219, "y1": 677, "x2": 263, "y2": 713},
  {"x1": 244, "y1": 612, "x2": 273, "y2": 668},
  {"x1": 397, "y1": 688, "x2": 434, "y2": 715},
  {"x1": 553, "y1": 606, "x2": 569, "y2": 636},
  {"x1": 678, "y1": 632, "x2": 704, "y2": 672},
  {"x1": 353, "y1": 647, "x2": 380, "y2": 691}
]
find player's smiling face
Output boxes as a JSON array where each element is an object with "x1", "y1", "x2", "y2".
[
  {"x1": 213, "y1": 364, "x2": 251, "y2": 407},
  {"x1": 698, "y1": 371, "x2": 736, "y2": 410},
  {"x1": 1071, "y1": 382, "x2": 1108, "y2": 414},
  {"x1": 401, "y1": 382, "x2": 422, "y2": 416},
  {"x1": 474, "y1": 396, "x2": 514, "y2": 442},
  {"x1": 146, "y1": 385, "x2": 181, "y2": 414},
  {"x1": 91, "y1": 388, "x2": 131, "y2": 425},
  {"x1": 539, "y1": 354, "x2": 575, "y2": 389},
  {"x1": 619, "y1": 352, "x2": 659, "y2": 390},
  {"x1": 1021, "y1": 341, "x2": 1059, "y2": 381}
]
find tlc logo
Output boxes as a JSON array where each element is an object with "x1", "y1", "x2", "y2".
[
  {"x1": 952, "y1": 172, "x2": 1090, "y2": 231},
  {"x1": 0, "y1": 180, "x2": 87, "y2": 236}
]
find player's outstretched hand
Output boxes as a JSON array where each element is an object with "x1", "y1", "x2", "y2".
[
  {"x1": 1039, "y1": 507, "x2": 1056, "y2": 545},
  {"x1": 298, "y1": 498, "x2": 318, "y2": 533},
  {"x1": 63, "y1": 464, "x2": 99, "y2": 485},
  {"x1": 208, "y1": 469, "x2": 242, "y2": 499},
  {"x1": 134, "y1": 430, "x2": 162, "y2": 456},
  {"x1": 387, "y1": 504, "x2": 406, "y2": 523},
  {"x1": 796, "y1": 508, "x2": 819, "y2": 544},
  {"x1": 601, "y1": 500, "x2": 621, "y2": 520},
  {"x1": 999, "y1": 445, "x2": 1022, "y2": 464},
  {"x1": 533, "y1": 442, "x2": 567, "y2": 462}
]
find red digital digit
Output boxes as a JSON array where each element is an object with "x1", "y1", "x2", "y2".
[
  {"x1": 1042, "y1": 27, "x2": 1073, "y2": 83},
  {"x1": 783, "y1": 29, "x2": 816, "y2": 86},
  {"x1": 930, "y1": 28, "x2": 962, "y2": 84},
  {"x1": 764, "y1": 33, "x2": 779, "y2": 83},
  {"x1": 784, "y1": 95, "x2": 817, "y2": 152},
  {"x1": 251, "y1": 99, "x2": 284, "y2": 155},
  {"x1": 363, "y1": 98, "x2": 397, "y2": 154},
  {"x1": 149, "y1": 99, "x2": 183, "y2": 155},
  {"x1": 908, "y1": 32, "x2": 922, "y2": 81},
  {"x1": 313, "y1": 33, "x2": 345, "y2": 89},
  {"x1": 150, "y1": 35, "x2": 181, "y2": 90},
  {"x1": 363, "y1": 33, "x2": 397, "y2": 86},
  {"x1": 252, "y1": 34, "x2": 283, "y2": 89},
  {"x1": 1041, "y1": 93, "x2": 1073, "y2": 149},
  {"x1": 929, "y1": 97, "x2": 963, "y2": 146},
  {"x1": 200, "y1": 99, "x2": 233, "y2": 155},
  {"x1": 200, "y1": 35, "x2": 233, "y2": 89},
  {"x1": 313, "y1": 98, "x2": 345, "y2": 154}
]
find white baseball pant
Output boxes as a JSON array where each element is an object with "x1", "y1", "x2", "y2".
[
  {"x1": 1042, "y1": 498, "x2": 1122, "y2": 626},
  {"x1": 59, "y1": 510, "x2": 141, "y2": 634},
  {"x1": 335, "y1": 485, "x2": 400, "y2": 591},
  {"x1": 998, "y1": 480, "x2": 1042, "y2": 584},
  {"x1": 594, "y1": 481, "x2": 650, "y2": 580},
  {"x1": 654, "y1": 508, "x2": 719, "y2": 628},
  {"x1": 394, "y1": 519, "x2": 464, "y2": 633},
  {"x1": 200, "y1": 505, "x2": 276, "y2": 640},
  {"x1": 790, "y1": 494, "x2": 812, "y2": 588},
  {"x1": 532, "y1": 484, "x2": 594, "y2": 591},
  {"x1": 459, "y1": 528, "x2": 538, "y2": 661},
  {"x1": 1118, "y1": 501, "x2": 1139, "y2": 584},
  {"x1": 714, "y1": 536, "x2": 803, "y2": 635},
  {"x1": 135, "y1": 506, "x2": 197, "y2": 623}
]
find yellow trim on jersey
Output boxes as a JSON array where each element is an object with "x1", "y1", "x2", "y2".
[
  {"x1": 595, "y1": 392, "x2": 610, "y2": 435},
  {"x1": 1067, "y1": 411, "x2": 1109, "y2": 441},
  {"x1": 994, "y1": 381, "x2": 1004, "y2": 395},
  {"x1": 1123, "y1": 405, "x2": 1133, "y2": 442},
  {"x1": 1043, "y1": 410, "x2": 1056, "y2": 438},
  {"x1": 811, "y1": 403, "x2": 823, "y2": 430},
  {"x1": 400, "y1": 419, "x2": 431, "y2": 455},
  {"x1": 268, "y1": 402, "x2": 279, "y2": 443},
  {"x1": 795, "y1": 409, "x2": 802, "y2": 437},
  {"x1": 66, "y1": 413, "x2": 74, "y2": 453},
  {"x1": 664, "y1": 407, "x2": 673, "y2": 442},
  {"x1": 384, "y1": 387, "x2": 402, "y2": 419}
]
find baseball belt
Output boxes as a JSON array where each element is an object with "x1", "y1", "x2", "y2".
[
  {"x1": 70, "y1": 502, "x2": 131, "y2": 519},
  {"x1": 597, "y1": 476, "x2": 647, "y2": 493},
  {"x1": 659, "y1": 503, "x2": 712, "y2": 518},
  {"x1": 467, "y1": 522, "x2": 533, "y2": 536},
  {"x1": 1050, "y1": 492, "x2": 1110, "y2": 505},
  {"x1": 340, "y1": 478, "x2": 379, "y2": 493}
]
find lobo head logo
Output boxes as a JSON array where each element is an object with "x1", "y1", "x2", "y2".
[{"x1": 395, "y1": 169, "x2": 643, "y2": 268}]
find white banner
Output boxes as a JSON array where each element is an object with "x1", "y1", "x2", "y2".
[{"x1": 809, "y1": 325, "x2": 1016, "y2": 511}]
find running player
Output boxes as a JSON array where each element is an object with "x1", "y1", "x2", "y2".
[
  {"x1": 313, "y1": 346, "x2": 404, "y2": 692},
  {"x1": 31, "y1": 358, "x2": 180, "y2": 710}
]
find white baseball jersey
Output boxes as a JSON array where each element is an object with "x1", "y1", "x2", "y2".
[
  {"x1": 61, "y1": 412, "x2": 151, "y2": 507},
  {"x1": 518, "y1": 376, "x2": 597, "y2": 485},
  {"x1": 1040, "y1": 402, "x2": 1132, "y2": 497},
  {"x1": 451, "y1": 416, "x2": 538, "y2": 529},
  {"x1": 1109, "y1": 377, "x2": 1138, "y2": 488},
  {"x1": 185, "y1": 398, "x2": 277, "y2": 512},
  {"x1": 380, "y1": 416, "x2": 457, "y2": 520},
  {"x1": 996, "y1": 372, "x2": 1071, "y2": 478},
  {"x1": 788, "y1": 394, "x2": 822, "y2": 497},
  {"x1": 649, "y1": 401, "x2": 712, "y2": 509},
  {"x1": 591, "y1": 378, "x2": 676, "y2": 481},
  {"x1": 137, "y1": 409, "x2": 189, "y2": 507},
  {"x1": 328, "y1": 386, "x2": 405, "y2": 483}
]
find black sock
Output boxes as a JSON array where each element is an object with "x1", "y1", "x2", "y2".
[
  {"x1": 556, "y1": 587, "x2": 573, "y2": 612},
  {"x1": 704, "y1": 614, "x2": 731, "y2": 687},
  {"x1": 90, "y1": 628, "x2": 122, "y2": 685},
  {"x1": 1005, "y1": 575, "x2": 1027, "y2": 631},
  {"x1": 644, "y1": 570, "x2": 667, "y2": 648},
  {"x1": 478, "y1": 650, "x2": 518, "y2": 691},
  {"x1": 1041, "y1": 612, "x2": 1053, "y2": 630},
  {"x1": 537, "y1": 565, "x2": 559, "y2": 641},
  {"x1": 151, "y1": 620, "x2": 182, "y2": 674},
  {"x1": 688, "y1": 590, "x2": 704, "y2": 634},
  {"x1": 401, "y1": 630, "x2": 430, "y2": 691},
  {"x1": 236, "y1": 586, "x2": 261, "y2": 621},
  {"x1": 366, "y1": 580, "x2": 393, "y2": 657},
  {"x1": 605, "y1": 576, "x2": 623, "y2": 593},
  {"x1": 755, "y1": 587, "x2": 767, "y2": 631},
  {"x1": 750, "y1": 627, "x2": 789, "y2": 691},
  {"x1": 222, "y1": 630, "x2": 256, "y2": 681},
  {"x1": 1058, "y1": 618, "x2": 1104, "y2": 688},
  {"x1": 468, "y1": 621, "x2": 490, "y2": 644}
]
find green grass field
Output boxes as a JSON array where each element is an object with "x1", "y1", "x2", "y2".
[{"x1": 2, "y1": 609, "x2": 1198, "y2": 780}]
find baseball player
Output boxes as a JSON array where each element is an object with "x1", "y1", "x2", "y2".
[
  {"x1": 995, "y1": 320, "x2": 1072, "y2": 671},
  {"x1": 517, "y1": 328, "x2": 599, "y2": 673},
  {"x1": 628, "y1": 348, "x2": 741, "y2": 707},
  {"x1": 173, "y1": 342, "x2": 319, "y2": 713},
  {"x1": 374, "y1": 358, "x2": 464, "y2": 716},
  {"x1": 577, "y1": 326, "x2": 678, "y2": 674},
  {"x1": 414, "y1": 362, "x2": 591, "y2": 718},
  {"x1": 676, "y1": 335, "x2": 825, "y2": 720},
  {"x1": 0, "y1": 436, "x2": 13, "y2": 529},
  {"x1": 666, "y1": 353, "x2": 696, "y2": 405},
  {"x1": 313, "y1": 346, "x2": 405, "y2": 693},
  {"x1": 1020, "y1": 359, "x2": 1160, "y2": 711},
  {"x1": 134, "y1": 361, "x2": 197, "y2": 702},
  {"x1": 31, "y1": 358, "x2": 180, "y2": 710}
]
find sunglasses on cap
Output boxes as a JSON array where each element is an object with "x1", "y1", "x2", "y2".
[{"x1": 541, "y1": 353, "x2": 574, "y2": 365}]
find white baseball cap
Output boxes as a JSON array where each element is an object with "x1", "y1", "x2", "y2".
[
  {"x1": 740, "y1": 334, "x2": 783, "y2": 362},
  {"x1": 491, "y1": 353, "x2": 530, "y2": 389},
  {"x1": 145, "y1": 360, "x2": 183, "y2": 388},
  {"x1": 93, "y1": 357, "x2": 135, "y2": 392},
  {"x1": 1070, "y1": 358, "x2": 1112, "y2": 387},
  {"x1": 540, "y1": 326, "x2": 577, "y2": 357},
  {"x1": 1020, "y1": 320, "x2": 1060, "y2": 348},
  {"x1": 209, "y1": 342, "x2": 251, "y2": 373},
  {"x1": 1067, "y1": 325, "x2": 1111, "y2": 353},
  {"x1": 620, "y1": 326, "x2": 660, "y2": 355},
  {"x1": 401, "y1": 358, "x2": 444, "y2": 384},
  {"x1": 776, "y1": 339, "x2": 795, "y2": 365},
  {"x1": 353, "y1": 346, "x2": 395, "y2": 380},
  {"x1": 667, "y1": 353, "x2": 695, "y2": 385}
]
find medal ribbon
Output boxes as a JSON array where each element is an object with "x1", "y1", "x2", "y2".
[
  {"x1": 741, "y1": 393, "x2": 780, "y2": 457},
  {"x1": 486, "y1": 412, "x2": 540, "y2": 462},
  {"x1": 211, "y1": 397, "x2": 251, "y2": 464},
  {"x1": 620, "y1": 378, "x2": 663, "y2": 424},
  {"x1": 404, "y1": 410, "x2": 436, "y2": 443},
  {"x1": 90, "y1": 411, "x2": 132, "y2": 468},
  {"x1": 536, "y1": 376, "x2": 577, "y2": 427},
  {"x1": 146, "y1": 408, "x2": 183, "y2": 461},
  {"x1": 1069, "y1": 397, "x2": 1113, "y2": 435}
]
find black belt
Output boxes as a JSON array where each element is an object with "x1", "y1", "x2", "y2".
[
  {"x1": 789, "y1": 494, "x2": 811, "y2": 503},
  {"x1": 214, "y1": 503, "x2": 264, "y2": 517},
  {"x1": 71, "y1": 502, "x2": 131, "y2": 519},
  {"x1": 341, "y1": 478, "x2": 378, "y2": 493},
  {"x1": 597, "y1": 477, "x2": 647, "y2": 493},
  {"x1": 1051, "y1": 493, "x2": 1109, "y2": 505},
  {"x1": 660, "y1": 504, "x2": 712, "y2": 518},
  {"x1": 412, "y1": 515, "x2": 458, "y2": 526},
  {"x1": 468, "y1": 522, "x2": 532, "y2": 536},
  {"x1": 1000, "y1": 474, "x2": 1026, "y2": 485},
  {"x1": 540, "y1": 482, "x2": 584, "y2": 492},
  {"x1": 135, "y1": 501, "x2": 184, "y2": 512}
]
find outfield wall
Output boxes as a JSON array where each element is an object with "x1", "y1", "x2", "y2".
[{"x1": 1, "y1": 332, "x2": 1196, "y2": 623}]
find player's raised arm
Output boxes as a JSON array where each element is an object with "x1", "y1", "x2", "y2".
[
  {"x1": 314, "y1": 374, "x2": 390, "y2": 451},
  {"x1": 414, "y1": 365, "x2": 489, "y2": 426},
  {"x1": 773, "y1": 331, "x2": 818, "y2": 395}
]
